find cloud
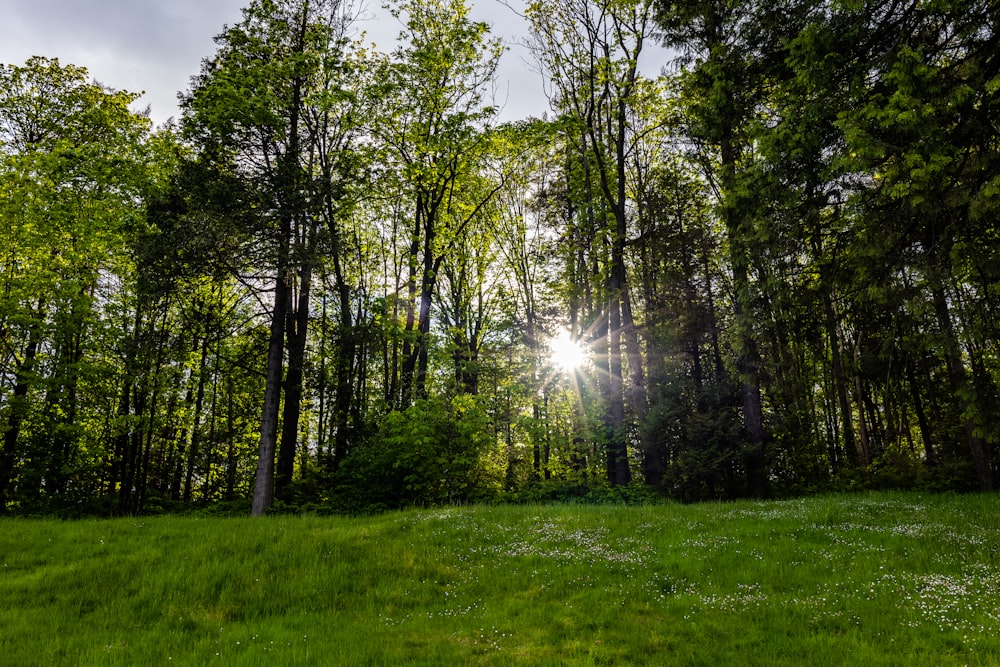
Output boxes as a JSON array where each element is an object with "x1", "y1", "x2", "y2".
[
  {"x1": 1, "y1": 0, "x2": 245, "y2": 125},
  {"x1": 0, "y1": 0, "x2": 547, "y2": 126}
]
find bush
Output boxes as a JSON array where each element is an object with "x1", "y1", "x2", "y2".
[
  {"x1": 329, "y1": 394, "x2": 504, "y2": 512},
  {"x1": 499, "y1": 477, "x2": 665, "y2": 506}
]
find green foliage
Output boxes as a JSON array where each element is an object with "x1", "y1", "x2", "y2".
[
  {"x1": 642, "y1": 377, "x2": 747, "y2": 502},
  {"x1": 500, "y1": 477, "x2": 664, "y2": 506},
  {"x1": 0, "y1": 56, "x2": 155, "y2": 513},
  {"x1": 331, "y1": 394, "x2": 504, "y2": 511}
]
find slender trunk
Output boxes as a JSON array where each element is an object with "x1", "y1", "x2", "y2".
[
  {"x1": 169, "y1": 384, "x2": 193, "y2": 501},
  {"x1": 159, "y1": 393, "x2": 180, "y2": 498},
  {"x1": 591, "y1": 305, "x2": 613, "y2": 481},
  {"x1": 604, "y1": 185, "x2": 631, "y2": 489},
  {"x1": 252, "y1": 263, "x2": 289, "y2": 515},
  {"x1": 399, "y1": 200, "x2": 422, "y2": 409},
  {"x1": 543, "y1": 391, "x2": 552, "y2": 481},
  {"x1": 136, "y1": 374, "x2": 160, "y2": 514},
  {"x1": 115, "y1": 300, "x2": 144, "y2": 513},
  {"x1": 730, "y1": 238, "x2": 767, "y2": 494},
  {"x1": 332, "y1": 295, "x2": 355, "y2": 467},
  {"x1": 0, "y1": 313, "x2": 43, "y2": 512},
  {"x1": 44, "y1": 293, "x2": 86, "y2": 499},
  {"x1": 387, "y1": 298, "x2": 399, "y2": 406},
  {"x1": 621, "y1": 290, "x2": 646, "y2": 430},
  {"x1": 184, "y1": 336, "x2": 211, "y2": 503},
  {"x1": 684, "y1": 270, "x2": 704, "y2": 392},
  {"x1": 277, "y1": 260, "x2": 313, "y2": 499},
  {"x1": 720, "y1": 129, "x2": 767, "y2": 498},
  {"x1": 701, "y1": 242, "x2": 725, "y2": 379},
  {"x1": 322, "y1": 183, "x2": 357, "y2": 466},
  {"x1": 504, "y1": 387, "x2": 517, "y2": 489},
  {"x1": 317, "y1": 293, "x2": 328, "y2": 460},
  {"x1": 852, "y1": 334, "x2": 872, "y2": 467},
  {"x1": 905, "y1": 358, "x2": 935, "y2": 465},
  {"x1": 532, "y1": 399, "x2": 542, "y2": 481},
  {"x1": 821, "y1": 273, "x2": 857, "y2": 467},
  {"x1": 251, "y1": 1, "x2": 308, "y2": 515},
  {"x1": 607, "y1": 290, "x2": 629, "y2": 487},
  {"x1": 123, "y1": 391, "x2": 147, "y2": 513},
  {"x1": 355, "y1": 297, "x2": 370, "y2": 418},
  {"x1": 413, "y1": 247, "x2": 438, "y2": 401},
  {"x1": 201, "y1": 347, "x2": 221, "y2": 503},
  {"x1": 0, "y1": 301, "x2": 45, "y2": 514},
  {"x1": 116, "y1": 353, "x2": 147, "y2": 514},
  {"x1": 931, "y1": 284, "x2": 994, "y2": 491},
  {"x1": 225, "y1": 376, "x2": 238, "y2": 500},
  {"x1": 114, "y1": 380, "x2": 133, "y2": 511},
  {"x1": 524, "y1": 312, "x2": 543, "y2": 481}
]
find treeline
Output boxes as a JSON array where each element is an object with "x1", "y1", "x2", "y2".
[{"x1": 0, "y1": 0, "x2": 997, "y2": 516}]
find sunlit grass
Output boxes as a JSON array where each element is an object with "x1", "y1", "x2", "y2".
[{"x1": 2, "y1": 492, "x2": 1000, "y2": 665}]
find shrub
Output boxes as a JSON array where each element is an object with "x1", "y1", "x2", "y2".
[{"x1": 329, "y1": 394, "x2": 504, "y2": 511}]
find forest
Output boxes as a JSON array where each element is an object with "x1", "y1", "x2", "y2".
[{"x1": 0, "y1": 0, "x2": 998, "y2": 517}]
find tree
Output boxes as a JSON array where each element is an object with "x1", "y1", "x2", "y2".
[
  {"x1": 182, "y1": 0, "x2": 362, "y2": 514},
  {"x1": 655, "y1": 0, "x2": 783, "y2": 496},
  {"x1": 369, "y1": 0, "x2": 505, "y2": 408},
  {"x1": 834, "y1": 0, "x2": 1000, "y2": 489},
  {"x1": 528, "y1": 0, "x2": 659, "y2": 486},
  {"x1": 0, "y1": 57, "x2": 151, "y2": 512}
]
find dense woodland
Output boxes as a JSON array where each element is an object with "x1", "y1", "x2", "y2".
[{"x1": 1, "y1": 0, "x2": 998, "y2": 516}]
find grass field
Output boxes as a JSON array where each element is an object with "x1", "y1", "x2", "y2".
[{"x1": 2, "y1": 492, "x2": 1000, "y2": 665}]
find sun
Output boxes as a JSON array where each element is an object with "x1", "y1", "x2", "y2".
[{"x1": 549, "y1": 330, "x2": 587, "y2": 372}]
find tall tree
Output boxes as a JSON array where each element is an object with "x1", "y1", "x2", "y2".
[
  {"x1": 182, "y1": 0, "x2": 361, "y2": 514},
  {"x1": 655, "y1": 0, "x2": 775, "y2": 496},
  {"x1": 528, "y1": 0, "x2": 657, "y2": 486},
  {"x1": 835, "y1": 0, "x2": 1000, "y2": 489},
  {"x1": 0, "y1": 57, "x2": 151, "y2": 512},
  {"x1": 370, "y1": 0, "x2": 505, "y2": 408}
]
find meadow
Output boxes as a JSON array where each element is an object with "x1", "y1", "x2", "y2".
[{"x1": 2, "y1": 492, "x2": 999, "y2": 665}]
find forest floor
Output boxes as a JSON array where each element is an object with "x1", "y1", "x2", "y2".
[{"x1": 1, "y1": 491, "x2": 999, "y2": 665}]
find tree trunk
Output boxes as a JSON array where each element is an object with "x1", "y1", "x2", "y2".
[
  {"x1": 277, "y1": 259, "x2": 313, "y2": 500},
  {"x1": 183, "y1": 336, "x2": 211, "y2": 503},
  {"x1": 0, "y1": 312, "x2": 43, "y2": 512},
  {"x1": 720, "y1": 130, "x2": 768, "y2": 498},
  {"x1": 413, "y1": 247, "x2": 438, "y2": 401},
  {"x1": 905, "y1": 357, "x2": 936, "y2": 465},
  {"x1": 251, "y1": 1, "x2": 308, "y2": 515},
  {"x1": 332, "y1": 302, "x2": 356, "y2": 468},
  {"x1": 852, "y1": 333, "x2": 872, "y2": 468},
  {"x1": 820, "y1": 272, "x2": 858, "y2": 467},
  {"x1": 931, "y1": 284, "x2": 994, "y2": 491},
  {"x1": 399, "y1": 200, "x2": 423, "y2": 409},
  {"x1": 223, "y1": 375, "x2": 238, "y2": 500},
  {"x1": 607, "y1": 289, "x2": 630, "y2": 487},
  {"x1": 252, "y1": 262, "x2": 290, "y2": 516}
]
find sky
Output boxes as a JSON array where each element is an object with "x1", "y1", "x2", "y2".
[{"x1": 0, "y1": 0, "x2": 550, "y2": 127}]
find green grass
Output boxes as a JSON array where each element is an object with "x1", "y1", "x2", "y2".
[{"x1": 2, "y1": 492, "x2": 1000, "y2": 665}]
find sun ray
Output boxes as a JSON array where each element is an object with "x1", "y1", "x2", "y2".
[{"x1": 549, "y1": 330, "x2": 587, "y2": 372}]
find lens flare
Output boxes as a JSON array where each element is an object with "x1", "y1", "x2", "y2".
[{"x1": 549, "y1": 330, "x2": 586, "y2": 372}]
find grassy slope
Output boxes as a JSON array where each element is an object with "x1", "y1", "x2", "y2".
[{"x1": 2, "y1": 492, "x2": 999, "y2": 666}]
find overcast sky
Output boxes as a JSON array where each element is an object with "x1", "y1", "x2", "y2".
[{"x1": 0, "y1": 0, "x2": 548, "y2": 126}]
